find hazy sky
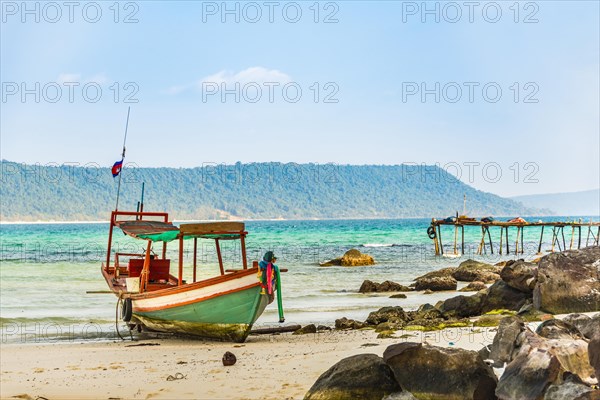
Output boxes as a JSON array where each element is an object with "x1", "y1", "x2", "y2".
[{"x1": 1, "y1": 1, "x2": 599, "y2": 197}]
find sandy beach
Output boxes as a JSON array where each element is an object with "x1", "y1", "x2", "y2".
[{"x1": 1, "y1": 326, "x2": 496, "y2": 400}]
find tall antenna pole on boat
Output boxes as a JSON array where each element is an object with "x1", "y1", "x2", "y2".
[{"x1": 115, "y1": 106, "x2": 131, "y2": 211}]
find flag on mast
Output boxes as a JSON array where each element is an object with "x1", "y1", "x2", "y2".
[{"x1": 112, "y1": 159, "x2": 124, "y2": 177}]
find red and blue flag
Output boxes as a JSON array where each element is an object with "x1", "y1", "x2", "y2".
[{"x1": 111, "y1": 159, "x2": 123, "y2": 177}]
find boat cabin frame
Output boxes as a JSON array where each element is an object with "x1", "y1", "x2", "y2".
[{"x1": 103, "y1": 210, "x2": 252, "y2": 294}]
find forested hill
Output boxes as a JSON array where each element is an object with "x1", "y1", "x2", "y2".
[{"x1": 0, "y1": 161, "x2": 545, "y2": 221}]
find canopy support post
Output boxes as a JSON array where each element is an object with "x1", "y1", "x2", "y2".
[
  {"x1": 240, "y1": 234, "x2": 248, "y2": 269},
  {"x1": 215, "y1": 239, "x2": 225, "y2": 275},
  {"x1": 178, "y1": 236, "x2": 184, "y2": 286},
  {"x1": 193, "y1": 237, "x2": 198, "y2": 283}
]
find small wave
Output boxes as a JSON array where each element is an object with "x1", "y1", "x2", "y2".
[{"x1": 362, "y1": 243, "x2": 395, "y2": 248}]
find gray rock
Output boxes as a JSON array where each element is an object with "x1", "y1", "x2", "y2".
[
  {"x1": 482, "y1": 280, "x2": 530, "y2": 314},
  {"x1": 544, "y1": 374, "x2": 596, "y2": 400},
  {"x1": 500, "y1": 260, "x2": 538, "y2": 294},
  {"x1": 383, "y1": 342, "x2": 498, "y2": 400},
  {"x1": 304, "y1": 354, "x2": 401, "y2": 400},
  {"x1": 496, "y1": 349, "x2": 561, "y2": 400},
  {"x1": 389, "y1": 293, "x2": 407, "y2": 299},
  {"x1": 533, "y1": 247, "x2": 600, "y2": 314},
  {"x1": 414, "y1": 276, "x2": 457, "y2": 291},
  {"x1": 589, "y1": 332, "x2": 600, "y2": 382},
  {"x1": 382, "y1": 392, "x2": 418, "y2": 400},
  {"x1": 366, "y1": 307, "x2": 408, "y2": 326},
  {"x1": 440, "y1": 292, "x2": 486, "y2": 318},
  {"x1": 452, "y1": 259, "x2": 502, "y2": 283},
  {"x1": 535, "y1": 319, "x2": 584, "y2": 340},
  {"x1": 293, "y1": 324, "x2": 318, "y2": 335},
  {"x1": 564, "y1": 313, "x2": 600, "y2": 340},
  {"x1": 414, "y1": 267, "x2": 457, "y2": 280},
  {"x1": 489, "y1": 316, "x2": 526, "y2": 367},
  {"x1": 460, "y1": 281, "x2": 487, "y2": 292},
  {"x1": 335, "y1": 317, "x2": 367, "y2": 330}
]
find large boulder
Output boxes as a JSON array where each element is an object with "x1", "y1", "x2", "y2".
[
  {"x1": 414, "y1": 276, "x2": 457, "y2": 291},
  {"x1": 544, "y1": 374, "x2": 598, "y2": 400},
  {"x1": 533, "y1": 247, "x2": 600, "y2": 314},
  {"x1": 359, "y1": 280, "x2": 412, "y2": 293},
  {"x1": 500, "y1": 260, "x2": 538, "y2": 294},
  {"x1": 383, "y1": 342, "x2": 498, "y2": 400},
  {"x1": 496, "y1": 332, "x2": 597, "y2": 399},
  {"x1": 489, "y1": 316, "x2": 526, "y2": 367},
  {"x1": 589, "y1": 332, "x2": 600, "y2": 382},
  {"x1": 366, "y1": 306, "x2": 408, "y2": 326},
  {"x1": 320, "y1": 249, "x2": 375, "y2": 267},
  {"x1": 439, "y1": 292, "x2": 486, "y2": 318},
  {"x1": 304, "y1": 354, "x2": 401, "y2": 400},
  {"x1": 452, "y1": 259, "x2": 501, "y2": 283},
  {"x1": 496, "y1": 349, "x2": 562, "y2": 400},
  {"x1": 481, "y1": 280, "x2": 530, "y2": 314}
]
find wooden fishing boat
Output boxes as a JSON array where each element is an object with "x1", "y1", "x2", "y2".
[{"x1": 101, "y1": 210, "x2": 283, "y2": 342}]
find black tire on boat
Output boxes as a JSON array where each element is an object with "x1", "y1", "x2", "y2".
[{"x1": 121, "y1": 298, "x2": 133, "y2": 322}]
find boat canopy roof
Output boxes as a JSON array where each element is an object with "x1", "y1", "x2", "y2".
[{"x1": 115, "y1": 220, "x2": 246, "y2": 242}]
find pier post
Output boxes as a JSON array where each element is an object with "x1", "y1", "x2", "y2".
[
  {"x1": 486, "y1": 226, "x2": 494, "y2": 254},
  {"x1": 454, "y1": 224, "x2": 458, "y2": 255},
  {"x1": 537, "y1": 225, "x2": 545, "y2": 254},
  {"x1": 505, "y1": 227, "x2": 510, "y2": 254},
  {"x1": 520, "y1": 226, "x2": 524, "y2": 254},
  {"x1": 499, "y1": 227, "x2": 504, "y2": 255},
  {"x1": 437, "y1": 225, "x2": 444, "y2": 255}
]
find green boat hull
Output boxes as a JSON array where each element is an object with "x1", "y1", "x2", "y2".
[{"x1": 132, "y1": 285, "x2": 269, "y2": 342}]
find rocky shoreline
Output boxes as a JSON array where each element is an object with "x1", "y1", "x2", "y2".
[{"x1": 301, "y1": 246, "x2": 600, "y2": 399}]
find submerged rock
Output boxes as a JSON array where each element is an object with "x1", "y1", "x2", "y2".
[
  {"x1": 359, "y1": 280, "x2": 412, "y2": 293},
  {"x1": 320, "y1": 249, "x2": 375, "y2": 267},
  {"x1": 304, "y1": 354, "x2": 401, "y2": 400},
  {"x1": 383, "y1": 342, "x2": 498, "y2": 400},
  {"x1": 533, "y1": 247, "x2": 600, "y2": 314}
]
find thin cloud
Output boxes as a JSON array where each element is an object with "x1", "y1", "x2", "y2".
[{"x1": 163, "y1": 67, "x2": 292, "y2": 95}]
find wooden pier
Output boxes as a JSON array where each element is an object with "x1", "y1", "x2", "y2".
[{"x1": 428, "y1": 218, "x2": 600, "y2": 256}]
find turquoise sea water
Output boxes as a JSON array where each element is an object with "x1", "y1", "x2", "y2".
[{"x1": 1, "y1": 216, "x2": 597, "y2": 343}]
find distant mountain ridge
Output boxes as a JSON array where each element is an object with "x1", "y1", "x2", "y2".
[
  {"x1": 0, "y1": 161, "x2": 546, "y2": 221},
  {"x1": 511, "y1": 189, "x2": 600, "y2": 217}
]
